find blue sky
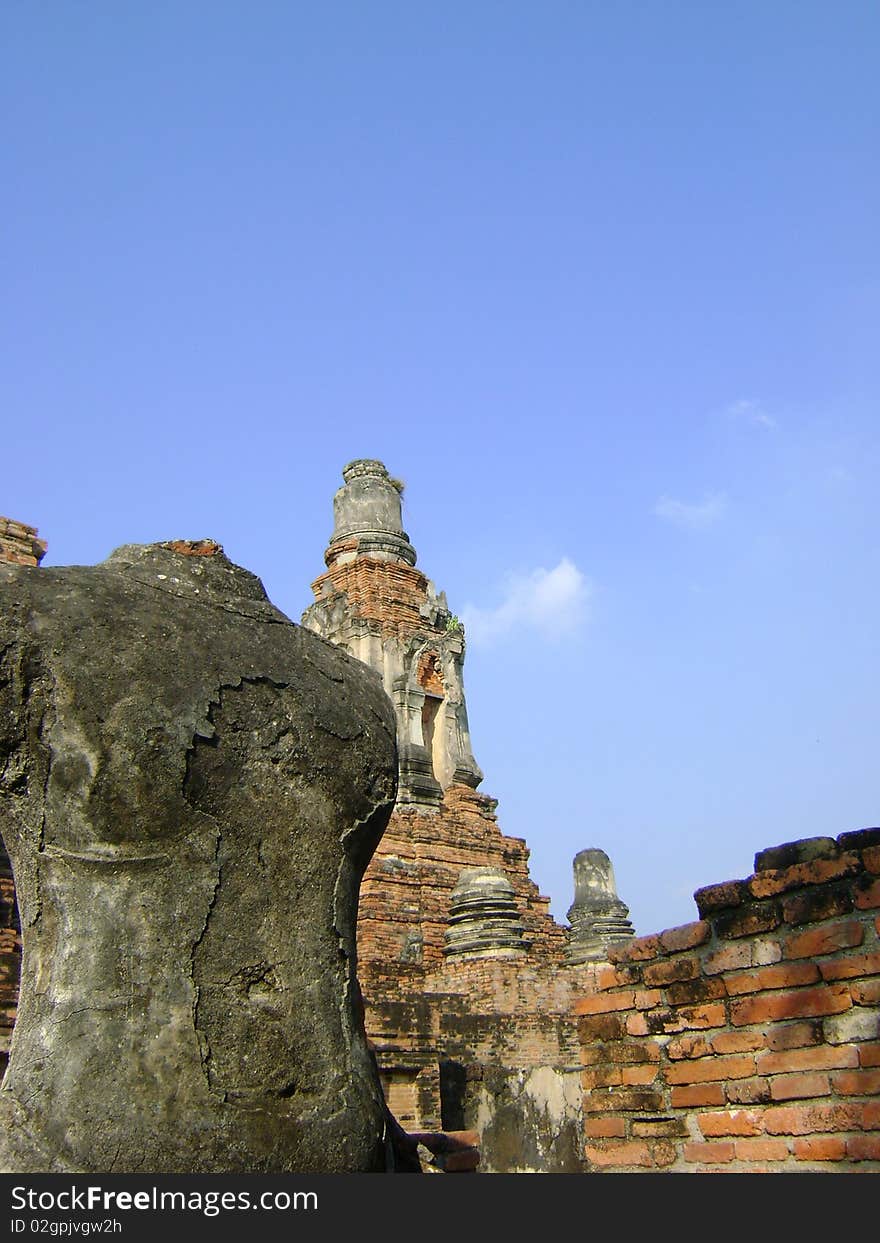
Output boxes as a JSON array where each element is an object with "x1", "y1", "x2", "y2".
[{"x1": 4, "y1": 3, "x2": 878, "y2": 934}]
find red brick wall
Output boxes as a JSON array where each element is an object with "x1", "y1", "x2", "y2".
[{"x1": 576, "y1": 829, "x2": 880, "y2": 1171}]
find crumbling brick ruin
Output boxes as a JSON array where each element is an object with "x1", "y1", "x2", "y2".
[
  {"x1": 577, "y1": 831, "x2": 880, "y2": 1170},
  {"x1": 0, "y1": 519, "x2": 47, "y2": 569},
  {"x1": 1, "y1": 487, "x2": 878, "y2": 1173}
]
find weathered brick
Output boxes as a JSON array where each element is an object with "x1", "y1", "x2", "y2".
[
  {"x1": 576, "y1": 1013, "x2": 627, "y2": 1040},
  {"x1": 702, "y1": 942, "x2": 752, "y2": 976},
  {"x1": 648, "y1": 1140, "x2": 679, "y2": 1167},
  {"x1": 584, "y1": 1141, "x2": 651, "y2": 1168},
  {"x1": 850, "y1": 979, "x2": 880, "y2": 1006},
  {"x1": 756, "y1": 1044, "x2": 859, "y2": 1075},
  {"x1": 670, "y1": 1083, "x2": 726, "y2": 1108},
  {"x1": 765, "y1": 1020, "x2": 823, "y2": 1051},
  {"x1": 596, "y1": 963, "x2": 642, "y2": 989},
  {"x1": 724, "y1": 961, "x2": 820, "y2": 995},
  {"x1": 630, "y1": 1117, "x2": 688, "y2": 1138},
  {"x1": 823, "y1": 1008, "x2": 879, "y2": 1045},
  {"x1": 846, "y1": 1135, "x2": 880, "y2": 1161},
  {"x1": 659, "y1": 921, "x2": 711, "y2": 953},
  {"x1": 661, "y1": 1002, "x2": 726, "y2": 1031},
  {"x1": 583, "y1": 1116, "x2": 626, "y2": 1138},
  {"x1": 643, "y1": 956, "x2": 700, "y2": 987},
  {"x1": 858, "y1": 1042, "x2": 880, "y2": 1067},
  {"x1": 665, "y1": 977, "x2": 727, "y2": 1006},
  {"x1": 830, "y1": 1068, "x2": 880, "y2": 1095},
  {"x1": 863, "y1": 1101, "x2": 880, "y2": 1129},
  {"x1": 582, "y1": 1089, "x2": 663, "y2": 1113},
  {"x1": 784, "y1": 921, "x2": 865, "y2": 959},
  {"x1": 782, "y1": 884, "x2": 854, "y2": 925},
  {"x1": 725, "y1": 1077, "x2": 771, "y2": 1105},
  {"x1": 604, "y1": 1040, "x2": 661, "y2": 1065},
  {"x1": 621, "y1": 1064, "x2": 660, "y2": 1086},
  {"x1": 644, "y1": 1008, "x2": 679, "y2": 1033},
  {"x1": 697, "y1": 1110, "x2": 762, "y2": 1137},
  {"x1": 666, "y1": 1054, "x2": 756, "y2": 1085},
  {"x1": 667, "y1": 1034, "x2": 712, "y2": 1061},
  {"x1": 709, "y1": 1029, "x2": 764, "y2": 1055},
  {"x1": 575, "y1": 991, "x2": 635, "y2": 1015},
  {"x1": 584, "y1": 1140, "x2": 674, "y2": 1168},
  {"x1": 750, "y1": 940, "x2": 783, "y2": 966},
  {"x1": 609, "y1": 935, "x2": 662, "y2": 964},
  {"x1": 755, "y1": 838, "x2": 838, "y2": 872},
  {"x1": 763, "y1": 1102, "x2": 864, "y2": 1135},
  {"x1": 769, "y1": 1072, "x2": 831, "y2": 1101},
  {"x1": 682, "y1": 1140, "x2": 735, "y2": 1164},
  {"x1": 837, "y1": 829, "x2": 880, "y2": 853},
  {"x1": 748, "y1": 853, "x2": 861, "y2": 899},
  {"x1": 822, "y1": 952, "x2": 880, "y2": 987},
  {"x1": 625, "y1": 1012, "x2": 649, "y2": 1036},
  {"x1": 581, "y1": 1066, "x2": 623, "y2": 1089},
  {"x1": 712, "y1": 903, "x2": 782, "y2": 940},
  {"x1": 633, "y1": 989, "x2": 664, "y2": 1010},
  {"x1": 733, "y1": 1138, "x2": 790, "y2": 1162},
  {"x1": 729, "y1": 984, "x2": 851, "y2": 1027},
  {"x1": 693, "y1": 881, "x2": 747, "y2": 917},
  {"x1": 854, "y1": 877, "x2": 880, "y2": 910},
  {"x1": 793, "y1": 1136, "x2": 847, "y2": 1162}
]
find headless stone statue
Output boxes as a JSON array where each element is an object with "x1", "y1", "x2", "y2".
[{"x1": 0, "y1": 541, "x2": 398, "y2": 1173}]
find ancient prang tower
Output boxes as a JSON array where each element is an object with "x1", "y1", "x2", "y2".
[{"x1": 302, "y1": 460, "x2": 634, "y2": 1165}]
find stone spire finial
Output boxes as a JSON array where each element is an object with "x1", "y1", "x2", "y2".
[
  {"x1": 304, "y1": 459, "x2": 484, "y2": 805},
  {"x1": 444, "y1": 867, "x2": 527, "y2": 960},
  {"x1": 565, "y1": 848, "x2": 634, "y2": 964},
  {"x1": 326, "y1": 459, "x2": 417, "y2": 568}
]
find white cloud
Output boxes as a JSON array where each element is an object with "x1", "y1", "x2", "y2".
[
  {"x1": 724, "y1": 398, "x2": 777, "y2": 429},
  {"x1": 460, "y1": 557, "x2": 591, "y2": 646},
  {"x1": 654, "y1": 492, "x2": 728, "y2": 529}
]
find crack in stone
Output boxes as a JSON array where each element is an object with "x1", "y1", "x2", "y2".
[{"x1": 190, "y1": 821, "x2": 222, "y2": 1092}]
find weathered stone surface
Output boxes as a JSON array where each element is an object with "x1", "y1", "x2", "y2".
[
  {"x1": 754, "y1": 837, "x2": 839, "y2": 873},
  {"x1": 0, "y1": 541, "x2": 398, "y2": 1173},
  {"x1": 327, "y1": 459, "x2": 417, "y2": 567},
  {"x1": 444, "y1": 867, "x2": 527, "y2": 960},
  {"x1": 566, "y1": 848, "x2": 635, "y2": 964},
  {"x1": 465, "y1": 1065, "x2": 585, "y2": 1173}
]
